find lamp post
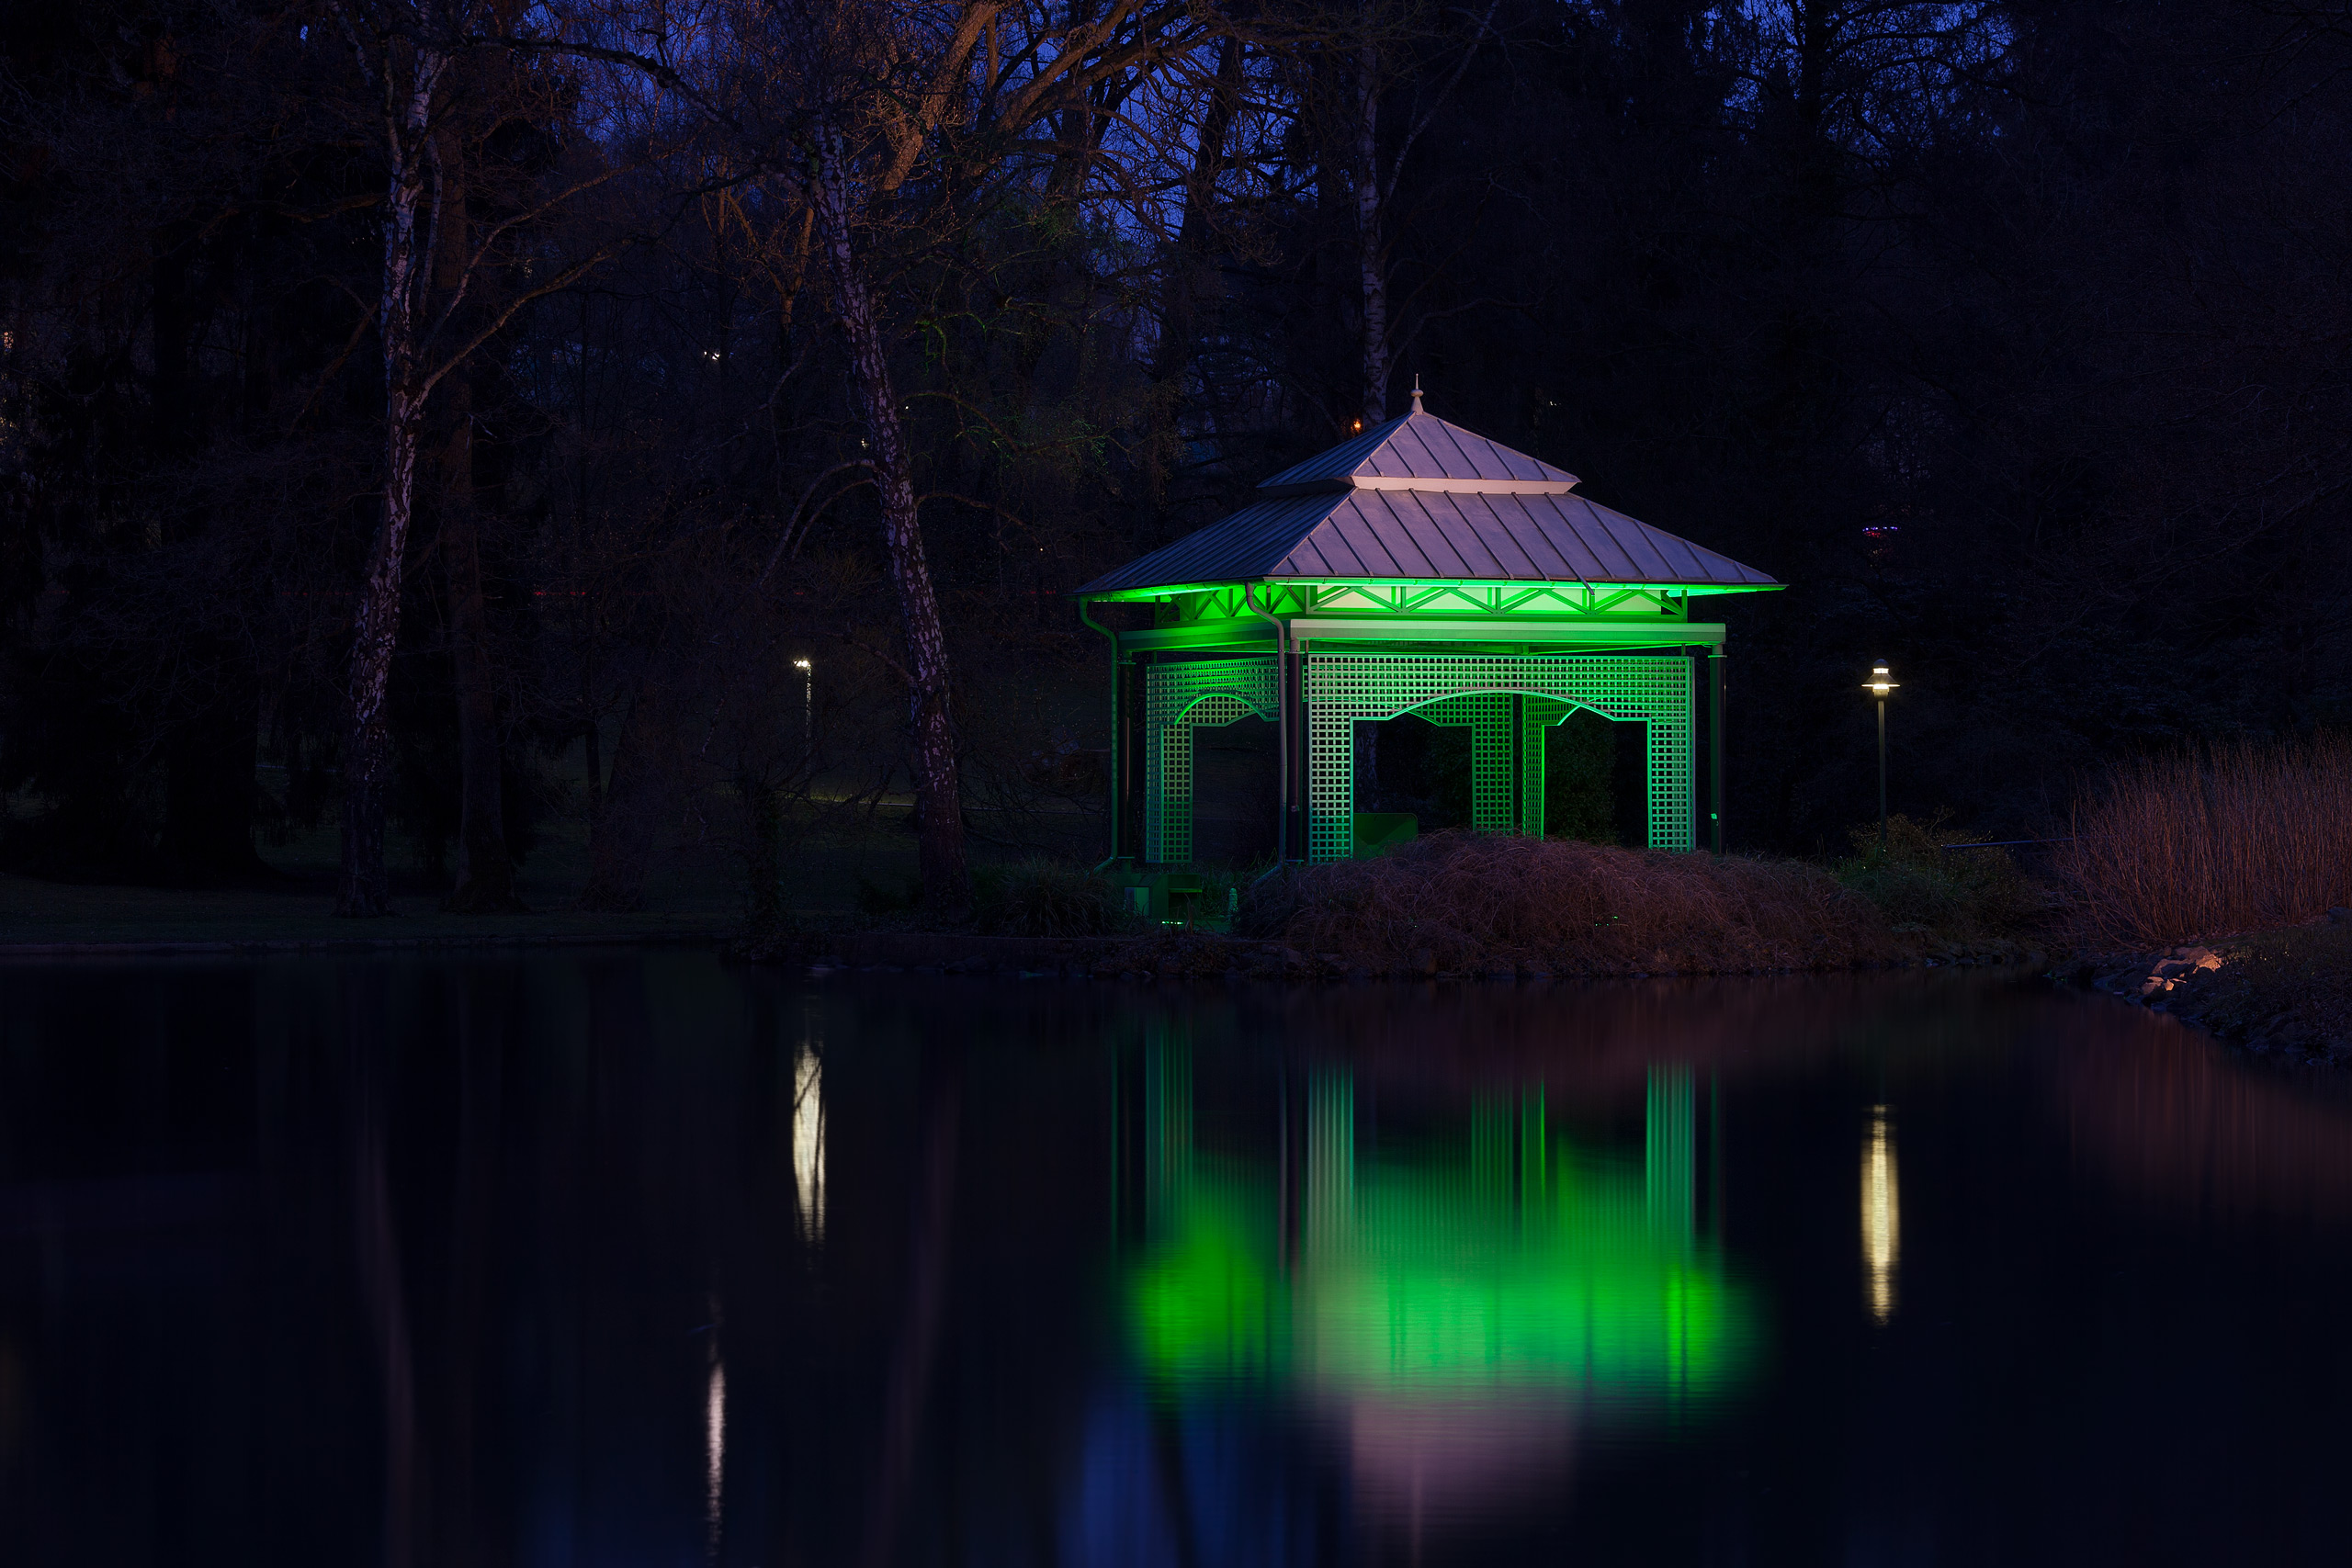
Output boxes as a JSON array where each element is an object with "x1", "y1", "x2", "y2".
[{"x1": 1861, "y1": 661, "x2": 1897, "y2": 851}]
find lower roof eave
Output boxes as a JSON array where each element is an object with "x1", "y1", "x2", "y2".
[
  {"x1": 1073, "y1": 577, "x2": 1781, "y2": 604},
  {"x1": 1112, "y1": 617, "x2": 1730, "y2": 656},
  {"x1": 1285, "y1": 617, "x2": 1727, "y2": 649}
]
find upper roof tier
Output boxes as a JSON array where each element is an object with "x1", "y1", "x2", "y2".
[
  {"x1": 1255, "y1": 409, "x2": 1579, "y2": 493},
  {"x1": 1076, "y1": 409, "x2": 1776, "y2": 598}
]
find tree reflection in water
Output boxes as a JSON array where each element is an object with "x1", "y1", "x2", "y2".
[
  {"x1": 2050, "y1": 1013, "x2": 2352, "y2": 1220},
  {"x1": 4, "y1": 958, "x2": 2352, "y2": 1565}
]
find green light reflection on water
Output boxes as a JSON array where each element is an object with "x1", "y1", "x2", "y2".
[{"x1": 1125, "y1": 1065, "x2": 1758, "y2": 1411}]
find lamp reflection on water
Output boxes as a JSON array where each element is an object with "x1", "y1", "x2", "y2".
[{"x1": 1863, "y1": 1105, "x2": 1899, "y2": 1323}]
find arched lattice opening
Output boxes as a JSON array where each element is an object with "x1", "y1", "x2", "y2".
[
  {"x1": 1143, "y1": 659, "x2": 1281, "y2": 864},
  {"x1": 1189, "y1": 711, "x2": 1280, "y2": 866},
  {"x1": 1304, "y1": 655, "x2": 1692, "y2": 861},
  {"x1": 1356, "y1": 701, "x2": 1646, "y2": 847},
  {"x1": 1138, "y1": 651, "x2": 1695, "y2": 864}
]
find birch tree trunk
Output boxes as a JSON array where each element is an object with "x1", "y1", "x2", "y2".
[
  {"x1": 338, "y1": 50, "x2": 440, "y2": 917},
  {"x1": 808, "y1": 144, "x2": 970, "y2": 911},
  {"x1": 340, "y1": 391, "x2": 424, "y2": 914}
]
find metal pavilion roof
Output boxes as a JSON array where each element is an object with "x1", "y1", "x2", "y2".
[{"x1": 1076, "y1": 407, "x2": 1775, "y2": 597}]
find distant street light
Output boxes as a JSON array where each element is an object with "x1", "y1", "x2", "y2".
[{"x1": 1861, "y1": 661, "x2": 1898, "y2": 851}]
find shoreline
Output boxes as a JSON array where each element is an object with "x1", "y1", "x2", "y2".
[
  {"x1": 0, "y1": 929, "x2": 730, "y2": 959},
  {"x1": 0, "y1": 923, "x2": 2040, "y2": 979},
  {"x1": 2082, "y1": 923, "x2": 2352, "y2": 1065},
  {"x1": 731, "y1": 928, "x2": 2033, "y2": 982}
]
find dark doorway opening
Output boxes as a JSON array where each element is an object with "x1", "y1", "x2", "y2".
[
  {"x1": 1608, "y1": 719, "x2": 1648, "y2": 846},
  {"x1": 1192, "y1": 716, "x2": 1279, "y2": 865},
  {"x1": 1544, "y1": 709, "x2": 1647, "y2": 846},
  {"x1": 1350, "y1": 707, "x2": 1651, "y2": 847},
  {"x1": 1354, "y1": 715, "x2": 1473, "y2": 833}
]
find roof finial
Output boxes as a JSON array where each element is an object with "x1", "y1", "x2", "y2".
[{"x1": 1410, "y1": 375, "x2": 1424, "y2": 414}]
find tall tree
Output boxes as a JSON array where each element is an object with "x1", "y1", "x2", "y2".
[
  {"x1": 672, "y1": 0, "x2": 1229, "y2": 910},
  {"x1": 1340, "y1": 0, "x2": 1495, "y2": 426},
  {"x1": 325, "y1": 0, "x2": 629, "y2": 914}
]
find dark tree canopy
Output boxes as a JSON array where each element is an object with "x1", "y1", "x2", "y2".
[{"x1": 2, "y1": 0, "x2": 2347, "y2": 899}]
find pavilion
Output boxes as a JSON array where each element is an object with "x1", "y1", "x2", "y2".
[{"x1": 1074, "y1": 390, "x2": 1779, "y2": 864}]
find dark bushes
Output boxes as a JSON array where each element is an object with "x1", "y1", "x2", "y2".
[
  {"x1": 1239, "y1": 830, "x2": 1898, "y2": 976},
  {"x1": 1835, "y1": 813, "x2": 2041, "y2": 941}
]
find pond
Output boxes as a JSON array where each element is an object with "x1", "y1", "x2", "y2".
[{"x1": 4, "y1": 953, "x2": 2351, "y2": 1565}]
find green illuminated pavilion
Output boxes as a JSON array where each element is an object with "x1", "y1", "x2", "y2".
[{"x1": 1076, "y1": 393, "x2": 1780, "y2": 863}]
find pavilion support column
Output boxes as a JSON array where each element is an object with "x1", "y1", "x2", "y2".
[
  {"x1": 1689, "y1": 649, "x2": 1704, "y2": 852},
  {"x1": 1645, "y1": 686, "x2": 1696, "y2": 853},
  {"x1": 1521, "y1": 699, "x2": 1558, "y2": 840},
  {"x1": 1467, "y1": 698, "x2": 1515, "y2": 835},
  {"x1": 1146, "y1": 711, "x2": 1198, "y2": 865},
  {"x1": 1509, "y1": 694, "x2": 1528, "y2": 836},
  {"x1": 1117, "y1": 657, "x2": 1148, "y2": 862},
  {"x1": 1283, "y1": 643, "x2": 1308, "y2": 861},
  {"x1": 1104, "y1": 649, "x2": 1125, "y2": 861},
  {"x1": 1708, "y1": 649, "x2": 1724, "y2": 853},
  {"x1": 1144, "y1": 715, "x2": 1169, "y2": 863}
]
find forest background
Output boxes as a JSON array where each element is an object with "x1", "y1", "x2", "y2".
[{"x1": 3, "y1": 0, "x2": 2348, "y2": 925}]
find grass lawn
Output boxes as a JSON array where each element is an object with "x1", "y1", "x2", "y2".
[
  {"x1": 0, "y1": 789, "x2": 1112, "y2": 949},
  {"x1": 0, "y1": 815, "x2": 742, "y2": 946}
]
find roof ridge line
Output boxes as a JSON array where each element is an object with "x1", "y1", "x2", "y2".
[{"x1": 1257, "y1": 475, "x2": 1580, "y2": 499}]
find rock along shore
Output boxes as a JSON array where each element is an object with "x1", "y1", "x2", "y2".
[{"x1": 2079, "y1": 914, "x2": 2352, "y2": 1066}]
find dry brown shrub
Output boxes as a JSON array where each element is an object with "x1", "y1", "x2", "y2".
[
  {"x1": 2052, "y1": 734, "x2": 2352, "y2": 947},
  {"x1": 1241, "y1": 830, "x2": 1900, "y2": 975}
]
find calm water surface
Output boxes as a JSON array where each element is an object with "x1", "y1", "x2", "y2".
[{"x1": 4, "y1": 953, "x2": 2351, "y2": 1565}]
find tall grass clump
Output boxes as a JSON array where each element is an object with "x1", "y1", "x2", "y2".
[
  {"x1": 1240, "y1": 830, "x2": 1898, "y2": 975},
  {"x1": 2053, "y1": 734, "x2": 2352, "y2": 946}
]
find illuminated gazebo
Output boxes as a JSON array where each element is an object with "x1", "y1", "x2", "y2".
[{"x1": 1075, "y1": 392, "x2": 1780, "y2": 863}]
